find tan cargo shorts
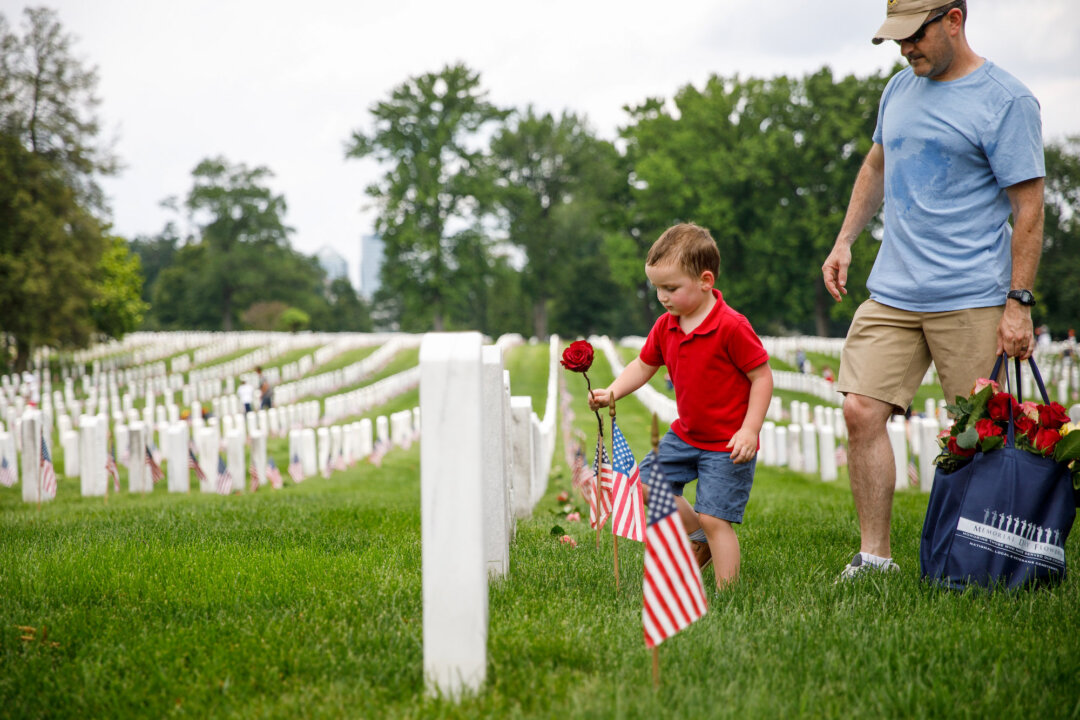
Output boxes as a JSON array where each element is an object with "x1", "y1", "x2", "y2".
[{"x1": 836, "y1": 299, "x2": 1003, "y2": 412}]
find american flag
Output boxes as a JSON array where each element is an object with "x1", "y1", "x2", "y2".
[
  {"x1": 642, "y1": 454, "x2": 707, "y2": 648},
  {"x1": 106, "y1": 437, "x2": 120, "y2": 493},
  {"x1": 585, "y1": 437, "x2": 614, "y2": 530},
  {"x1": 149, "y1": 441, "x2": 163, "y2": 466},
  {"x1": 145, "y1": 445, "x2": 164, "y2": 484},
  {"x1": 188, "y1": 443, "x2": 207, "y2": 483},
  {"x1": 288, "y1": 452, "x2": 303, "y2": 483},
  {"x1": 216, "y1": 454, "x2": 232, "y2": 495},
  {"x1": 40, "y1": 436, "x2": 57, "y2": 497},
  {"x1": 369, "y1": 439, "x2": 390, "y2": 468},
  {"x1": 248, "y1": 461, "x2": 259, "y2": 493},
  {"x1": 0, "y1": 454, "x2": 16, "y2": 487},
  {"x1": 907, "y1": 461, "x2": 919, "y2": 488},
  {"x1": 334, "y1": 449, "x2": 347, "y2": 472},
  {"x1": 610, "y1": 420, "x2": 646, "y2": 542},
  {"x1": 266, "y1": 457, "x2": 283, "y2": 489}
]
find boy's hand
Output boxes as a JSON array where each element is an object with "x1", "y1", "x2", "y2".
[
  {"x1": 588, "y1": 388, "x2": 611, "y2": 411},
  {"x1": 726, "y1": 428, "x2": 758, "y2": 464}
]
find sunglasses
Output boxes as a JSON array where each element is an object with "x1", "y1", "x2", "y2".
[{"x1": 895, "y1": 8, "x2": 950, "y2": 45}]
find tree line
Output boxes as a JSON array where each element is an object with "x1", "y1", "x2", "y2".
[{"x1": 2, "y1": 7, "x2": 1078, "y2": 373}]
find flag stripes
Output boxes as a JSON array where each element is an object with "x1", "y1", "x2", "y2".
[
  {"x1": 40, "y1": 436, "x2": 57, "y2": 497},
  {"x1": 610, "y1": 420, "x2": 645, "y2": 542}
]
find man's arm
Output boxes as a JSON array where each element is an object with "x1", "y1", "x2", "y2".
[
  {"x1": 822, "y1": 143, "x2": 886, "y2": 302},
  {"x1": 998, "y1": 177, "x2": 1045, "y2": 360},
  {"x1": 588, "y1": 357, "x2": 659, "y2": 410}
]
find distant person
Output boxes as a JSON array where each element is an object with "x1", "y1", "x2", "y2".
[
  {"x1": 588, "y1": 223, "x2": 773, "y2": 592},
  {"x1": 1036, "y1": 324, "x2": 1051, "y2": 353},
  {"x1": 821, "y1": 0, "x2": 1044, "y2": 580},
  {"x1": 256, "y1": 366, "x2": 273, "y2": 409},
  {"x1": 822, "y1": 366, "x2": 835, "y2": 383},
  {"x1": 795, "y1": 348, "x2": 808, "y2": 374},
  {"x1": 237, "y1": 378, "x2": 254, "y2": 414},
  {"x1": 1065, "y1": 329, "x2": 1076, "y2": 359}
]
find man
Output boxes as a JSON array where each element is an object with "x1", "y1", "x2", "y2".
[
  {"x1": 256, "y1": 366, "x2": 273, "y2": 409},
  {"x1": 821, "y1": 0, "x2": 1045, "y2": 580}
]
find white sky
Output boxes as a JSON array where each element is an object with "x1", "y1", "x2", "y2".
[{"x1": 6, "y1": 0, "x2": 1079, "y2": 287}]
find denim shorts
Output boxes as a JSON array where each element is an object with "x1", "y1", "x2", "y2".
[{"x1": 639, "y1": 430, "x2": 755, "y2": 524}]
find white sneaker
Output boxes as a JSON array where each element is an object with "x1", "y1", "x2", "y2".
[{"x1": 836, "y1": 553, "x2": 901, "y2": 582}]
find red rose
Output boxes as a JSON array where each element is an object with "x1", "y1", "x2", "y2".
[
  {"x1": 947, "y1": 436, "x2": 976, "y2": 458},
  {"x1": 1037, "y1": 402, "x2": 1070, "y2": 430},
  {"x1": 1033, "y1": 427, "x2": 1062, "y2": 455},
  {"x1": 987, "y1": 392, "x2": 1019, "y2": 421},
  {"x1": 561, "y1": 340, "x2": 594, "y2": 373},
  {"x1": 1014, "y1": 415, "x2": 1038, "y2": 442},
  {"x1": 974, "y1": 418, "x2": 1003, "y2": 440}
]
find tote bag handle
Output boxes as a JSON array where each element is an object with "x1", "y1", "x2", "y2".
[{"x1": 989, "y1": 353, "x2": 1053, "y2": 449}]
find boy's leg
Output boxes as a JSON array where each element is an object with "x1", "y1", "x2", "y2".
[
  {"x1": 700, "y1": 513, "x2": 739, "y2": 589},
  {"x1": 675, "y1": 496, "x2": 699, "y2": 534}
]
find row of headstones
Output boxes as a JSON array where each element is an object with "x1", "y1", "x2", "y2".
[
  {"x1": 274, "y1": 334, "x2": 422, "y2": 406},
  {"x1": 7, "y1": 403, "x2": 417, "y2": 501},
  {"x1": 420, "y1": 331, "x2": 559, "y2": 699}
]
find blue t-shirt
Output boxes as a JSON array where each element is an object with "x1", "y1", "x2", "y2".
[{"x1": 868, "y1": 61, "x2": 1044, "y2": 312}]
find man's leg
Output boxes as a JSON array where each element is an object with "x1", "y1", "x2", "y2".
[{"x1": 843, "y1": 393, "x2": 898, "y2": 559}]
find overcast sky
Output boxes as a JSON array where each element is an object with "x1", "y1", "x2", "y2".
[{"x1": 7, "y1": 0, "x2": 1079, "y2": 287}]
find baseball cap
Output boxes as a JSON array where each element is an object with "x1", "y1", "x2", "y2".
[{"x1": 872, "y1": 0, "x2": 940, "y2": 44}]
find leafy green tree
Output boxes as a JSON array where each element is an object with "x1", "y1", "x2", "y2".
[
  {"x1": 91, "y1": 236, "x2": 148, "y2": 339},
  {"x1": 241, "y1": 301, "x2": 288, "y2": 331},
  {"x1": 345, "y1": 63, "x2": 507, "y2": 331},
  {"x1": 325, "y1": 277, "x2": 372, "y2": 332},
  {"x1": 0, "y1": 130, "x2": 103, "y2": 369},
  {"x1": 277, "y1": 307, "x2": 310, "y2": 333},
  {"x1": 184, "y1": 156, "x2": 294, "y2": 330},
  {"x1": 1038, "y1": 137, "x2": 1080, "y2": 336},
  {"x1": 0, "y1": 7, "x2": 119, "y2": 368},
  {"x1": 622, "y1": 67, "x2": 893, "y2": 335},
  {"x1": 490, "y1": 107, "x2": 626, "y2": 339}
]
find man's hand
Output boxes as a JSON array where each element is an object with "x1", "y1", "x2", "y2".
[
  {"x1": 726, "y1": 428, "x2": 758, "y2": 464},
  {"x1": 997, "y1": 302, "x2": 1034, "y2": 360},
  {"x1": 822, "y1": 243, "x2": 852, "y2": 303}
]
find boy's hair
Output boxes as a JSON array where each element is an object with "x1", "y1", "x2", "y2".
[{"x1": 646, "y1": 223, "x2": 720, "y2": 279}]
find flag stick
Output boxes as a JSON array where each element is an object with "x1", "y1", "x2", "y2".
[
  {"x1": 594, "y1": 432, "x2": 603, "y2": 550},
  {"x1": 651, "y1": 413, "x2": 661, "y2": 688},
  {"x1": 610, "y1": 398, "x2": 619, "y2": 593}
]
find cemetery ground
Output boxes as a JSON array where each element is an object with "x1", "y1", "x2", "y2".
[{"x1": 2, "y1": 351, "x2": 1078, "y2": 718}]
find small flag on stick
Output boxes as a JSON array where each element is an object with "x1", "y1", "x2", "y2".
[
  {"x1": 145, "y1": 445, "x2": 165, "y2": 484},
  {"x1": 188, "y1": 443, "x2": 207, "y2": 483},
  {"x1": 643, "y1": 413, "x2": 707, "y2": 686},
  {"x1": 0, "y1": 454, "x2": 16, "y2": 487},
  {"x1": 106, "y1": 437, "x2": 120, "y2": 493},
  {"x1": 216, "y1": 454, "x2": 232, "y2": 495},
  {"x1": 288, "y1": 452, "x2": 303, "y2": 483},
  {"x1": 610, "y1": 419, "x2": 646, "y2": 543},
  {"x1": 266, "y1": 457, "x2": 283, "y2": 489},
  {"x1": 40, "y1": 436, "x2": 57, "y2": 497}
]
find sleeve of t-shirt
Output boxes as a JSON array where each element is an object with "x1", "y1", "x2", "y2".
[
  {"x1": 983, "y1": 95, "x2": 1044, "y2": 188},
  {"x1": 728, "y1": 318, "x2": 769, "y2": 373},
  {"x1": 639, "y1": 316, "x2": 667, "y2": 368}
]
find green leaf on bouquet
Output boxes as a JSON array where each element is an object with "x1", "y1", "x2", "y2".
[
  {"x1": 968, "y1": 385, "x2": 994, "y2": 422},
  {"x1": 1053, "y1": 431, "x2": 1080, "y2": 463},
  {"x1": 979, "y1": 436, "x2": 1004, "y2": 453},
  {"x1": 956, "y1": 426, "x2": 980, "y2": 450}
]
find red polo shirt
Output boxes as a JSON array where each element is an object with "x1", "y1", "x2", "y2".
[{"x1": 639, "y1": 289, "x2": 768, "y2": 451}]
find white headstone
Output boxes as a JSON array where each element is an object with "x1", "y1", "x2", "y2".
[
  {"x1": 510, "y1": 396, "x2": 535, "y2": 518},
  {"x1": 818, "y1": 425, "x2": 837, "y2": 481},
  {"x1": 226, "y1": 429, "x2": 244, "y2": 493},
  {"x1": 888, "y1": 418, "x2": 908, "y2": 491},
  {"x1": 167, "y1": 422, "x2": 190, "y2": 493},
  {"x1": 21, "y1": 410, "x2": 47, "y2": 503},
  {"x1": 419, "y1": 332, "x2": 487, "y2": 698},
  {"x1": 481, "y1": 345, "x2": 510, "y2": 578},
  {"x1": 250, "y1": 429, "x2": 267, "y2": 487},
  {"x1": 128, "y1": 422, "x2": 149, "y2": 493}
]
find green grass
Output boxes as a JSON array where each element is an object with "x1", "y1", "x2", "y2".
[
  {"x1": 3, "y1": 347, "x2": 1078, "y2": 718},
  {"x1": 300, "y1": 346, "x2": 378, "y2": 378}
]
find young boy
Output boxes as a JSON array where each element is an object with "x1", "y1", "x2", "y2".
[{"x1": 588, "y1": 223, "x2": 773, "y2": 590}]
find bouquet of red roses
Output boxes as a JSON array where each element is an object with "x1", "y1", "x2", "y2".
[{"x1": 935, "y1": 377, "x2": 1080, "y2": 487}]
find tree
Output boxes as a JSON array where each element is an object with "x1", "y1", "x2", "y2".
[
  {"x1": 0, "y1": 7, "x2": 116, "y2": 211},
  {"x1": 622, "y1": 67, "x2": 894, "y2": 336},
  {"x1": 1038, "y1": 137, "x2": 1080, "y2": 336},
  {"x1": 345, "y1": 63, "x2": 507, "y2": 331},
  {"x1": 0, "y1": 7, "x2": 119, "y2": 369},
  {"x1": 325, "y1": 277, "x2": 372, "y2": 332},
  {"x1": 184, "y1": 156, "x2": 294, "y2": 331},
  {"x1": 490, "y1": 108, "x2": 626, "y2": 339},
  {"x1": 91, "y1": 236, "x2": 147, "y2": 339},
  {"x1": 277, "y1": 307, "x2": 310, "y2": 333}
]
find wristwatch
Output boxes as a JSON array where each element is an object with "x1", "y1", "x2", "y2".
[{"x1": 1006, "y1": 289, "x2": 1036, "y2": 306}]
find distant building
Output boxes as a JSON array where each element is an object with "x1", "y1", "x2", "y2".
[
  {"x1": 360, "y1": 233, "x2": 384, "y2": 299},
  {"x1": 315, "y1": 246, "x2": 348, "y2": 283}
]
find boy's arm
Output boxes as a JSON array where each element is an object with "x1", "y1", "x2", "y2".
[
  {"x1": 727, "y1": 361, "x2": 774, "y2": 464},
  {"x1": 588, "y1": 357, "x2": 659, "y2": 410}
]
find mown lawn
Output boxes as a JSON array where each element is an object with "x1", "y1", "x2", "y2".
[{"x1": 0, "y1": 345, "x2": 1077, "y2": 719}]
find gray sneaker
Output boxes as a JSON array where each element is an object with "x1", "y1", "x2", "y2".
[{"x1": 836, "y1": 553, "x2": 901, "y2": 582}]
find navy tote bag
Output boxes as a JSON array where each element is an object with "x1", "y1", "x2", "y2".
[{"x1": 919, "y1": 355, "x2": 1076, "y2": 590}]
